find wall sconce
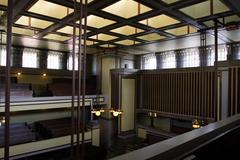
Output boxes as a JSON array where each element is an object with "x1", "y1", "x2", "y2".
[
  {"x1": 192, "y1": 119, "x2": 201, "y2": 129},
  {"x1": 0, "y1": 117, "x2": 5, "y2": 127},
  {"x1": 149, "y1": 112, "x2": 157, "y2": 118},
  {"x1": 110, "y1": 109, "x2": 123, "y2": 117},
  {"x1": 91, "y1": 108, "x2": 105, "y2": 117},
  {"x1": 91, "y1": 108, "x2": 123, "y2": 117},
  {"x1": 17, "y1": 72, "x2": 21, "y2": 76}
]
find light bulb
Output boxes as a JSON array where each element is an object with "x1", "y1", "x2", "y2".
[
  {"x1": 113, "y1": 111, "x2": 119, "y2": 117},
  {"x1": 95, "y1": 111, "x2": 101, "y2": 117},
  {"x1": 17, "y1": 72, "x2": 21, "y2": 76},
  {"x1": 43, "y1": 73, "x2": 47, "y2": 77}
]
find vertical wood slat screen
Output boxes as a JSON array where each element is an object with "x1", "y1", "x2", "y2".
[
  {"x1": 228, "y1": 67, "x2": 240, "y2": 116},
  {"x1": 140, "y1": 69, "x2": 216, "y2": 120}
]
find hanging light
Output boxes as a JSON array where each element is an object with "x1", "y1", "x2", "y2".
[{"x1": 192, "y1": 119, "x2": 201, "y2": 129}]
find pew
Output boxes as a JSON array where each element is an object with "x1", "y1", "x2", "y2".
[
  {"x1": 35, "y1": 118, "x2": 86, "y2": 139},
  {"x1": 0, "y1": 83, "x2": 32, "y2": 97},
  {"x1": 0, "y1": 123, "x2": 36, "y2": 146}
]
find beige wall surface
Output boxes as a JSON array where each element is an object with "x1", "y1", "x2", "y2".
[
  {"x1": 101, "y1": 57, "x2": 116, "y2": 118},
  {"x1": 121, "y1": 78, "x2": 135, "y2": 132}
]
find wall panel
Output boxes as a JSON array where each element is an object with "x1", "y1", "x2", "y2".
[{"x1": 139, "y1": 68, "x2": 216, "y2": 121}]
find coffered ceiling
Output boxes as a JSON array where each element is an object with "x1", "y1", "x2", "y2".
[{"x1": 0, "y1": 0, "x2": 239, "y2": 51}]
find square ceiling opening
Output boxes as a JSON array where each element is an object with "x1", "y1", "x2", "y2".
[
  {"x1": 111, "y1": 25, "x2": 144, "y2": 35},
  {"x1": 137, "y1": 33, "x2": 166, "y2": 41},
  {"x1": 77, "y1": 15, "x2": 116, "y2": 28},
  {"x1": 0, "y1": 0, "x2": 7, "y2": 6},
  {"x1": 15, "y1": 16, "x2": 54, "y2": 29},
  {"x1": 12, "y1": 27, "x2": 35, "y2": 37},
  {"x1": 102, "y1": 0, "x2": 152, "y2": 19},
  {"x1": 43, "y1": 34, "x2": 70, "y2": 41},
  {"x1": 115, "y1": 39, "x2": 140, "y2": 46},
  {"x1": 162, "y1": 0, "x2": 181, "y2": 5},
  {"x1": 28, "y1": 0, "x2": 73, "y2": 19},
  {"x1": 139, "y1": 14, "x2": 180, "y2": 28},
  {"x1": 100, "y1": 44, "x2": 116, "y2": 48},
  {"x1": 57, "y1": 26, "x2": 89, "y2": 35},
  {"x1": 165, "y1": 26, "x2": 198, "y2": 36},
  {"x1": 89, "y1": 33, "x2": 117, "y2": 41},
  {"x1": 179, "y1": 0, "x2": 229, "y2": 19}
]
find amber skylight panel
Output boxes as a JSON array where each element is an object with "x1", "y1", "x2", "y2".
[
  {"x1": 165, "y1": 26, "x2": 198, "y2": 36},
  {"x1": 137, "y1": 33, "x2": 166, "y2": 41},
  {"x1": 102, "y1": 0, "x2": 152, "y2": 19},
  {"x1": 179, "y1": 0, "x2": 229, "y2": 19},
  {"x1": 12, "y1": 27, "x2": 35, "y2": 37},
  {"x1": 43, "y1": 34, "x2": 70, "y2": 41},
  {"x1": 15, "y1": 16, "x2": 54, "y2": 29},
  {"x1": 115, "y1": 39, "x2": 140, "y2": 46},
  {"x1": 139, "y1": 14, "x2": 180, "y2": 28},
  {"x1": 89, "y1": 33, "x2": 117, "y2": 41},
  {"x1": 77, "y1": 15, "x2": 115, "y2": 28},
  {"x1": 28, "y1": 0, "x2": 73, "y2": 19},
  {"x1": 57, "y1": 26, "x2": 89, "y2": 35},
  {"x1": 111, "y1": 25, "x2": 144, "y2": 35}
]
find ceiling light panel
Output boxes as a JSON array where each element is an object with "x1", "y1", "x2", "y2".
[
  {"x1": 28, "y1": 0, "x2": 73, "y2": 19},
  {"x1": 100, "y1": 44, "x2": 116, "y2": 48},
  {"x1": 204, "y1": 15, "x2": 240, "y2": 27},
  {"x1": 77, "y1": 0, "x2": 94, "y2": 4},
  {"x1": 12, "y1": 27, "x2": 35, "y2": 36},
  {"x1": 43, "y1": 34, "x2": 70, "y2": 41},
  {"x1": 57, "y1": 26, "x2": 89, "y2": 35},
  {"x1": 77, "y1": 15, "x2": 115, "y2": 28},
  {"x1": 139, "y1": 14, "x2": 180, "y2": 28},
  {"x1": 115, "y1": 39, "x2": 140, "y2": 46},
  {"x1": 179, "y1": 0, "x2": 229, "y2": 19},
  {"x1": 15, "y1": 16, "x2": 54, "y2": 29},
  {"x1": 213, "y1": 0, "x2": 230, "y2": 14},
  {"x1": 162, "y1": 0, "x2": 181, "y2": 4},
  {"x1": 0, "y1": 0, "x2": 7, "y2": 6},
  {"x1": 111, "y1": 25, "x2": 144, "y2": 35},
  {"x1": 76, "y1": 40, "x2": 97, "y2": 46},
  {"x1": 165, "y1": 26, "x2": 198, "y2": 36},
  {"x1": 102, "y1": 0, "x2": 152, "y2": 19},
  {"x1": 89, "y1": 33, "x2": 117, "y2": 41},
  {"x1": 137, "y1": 33, "x2": 166, "y2": 41}
]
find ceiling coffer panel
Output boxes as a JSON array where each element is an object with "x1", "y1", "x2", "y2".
[
  {"x1": 28, "y1": 0, "x2": 73, "y2": 19},
  {"x1": 77, "y1": 15, "x2": 116, "y2": 28},
  {"x1": 115, "y1": 39, "x2": 140, "y2": 46},
  {"x1": 111, "y1": 25, "x2": 144, "y2": 36},
  {"x1": 137, "y1": 33, "x2": 166, "y2": 41},
  {"x1": 102, "y1": 0, "x2": 152, "y2": 19},
  {"x1": 43, "y1": 34, "x2": 70, "y2": 41},
  {"x1": 162, "y1": 0, "x2": 181, "y2": 4},
  {"x1": 57, "y1": 26, "x2": 89, "y2": 35},
  {"x1": 15, "y1": 16, "x2": 54, "y2": 29},
  {"x1": 12, "y1": 27, "x2": 35, "y2": 37},
  {"x1": 139, "y1": 14, "x2": 180, "y2": 28},
  {"x1": 100, "y1": 44, "x2": 116, "y2": 48},
  {"x1": 179, "y1": 0, "x2": 230, "y2": 19},
  {"x1": 0, "y1": 0, "x2": 7, "y2": 6},
  {"x1": 89, "y1": 33, "x2": 117, "y2": 41},
  {"x1": 165, "y1": 26, "x2": 198, "y2": 36},
  {"x1": 76, "y1": 40, "x2": 97, "y2": 46}
]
